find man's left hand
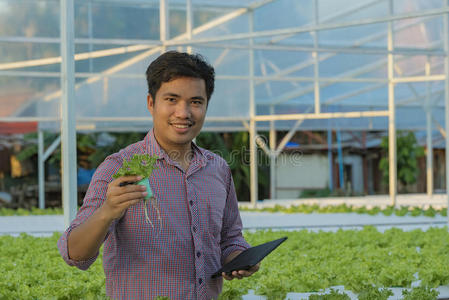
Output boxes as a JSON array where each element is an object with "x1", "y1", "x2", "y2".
[
  {"x1": 222, "y1": 250, "x2": 260, "y2": 280},
  {"x1": 221, "y1": 263, "x2": 259, "y2": 280}
]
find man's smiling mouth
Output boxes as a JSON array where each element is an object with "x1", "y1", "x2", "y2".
[{"x1": 170, "y1": 122, "x2": 194, "y2": 129}]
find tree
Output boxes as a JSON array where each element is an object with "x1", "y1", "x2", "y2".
[
  {"x1": 379, "y1": 131, "x2": 424, "y2": 192},
  {"x1": 196, "y1": 132, "x2": 269, "y2": 201}
]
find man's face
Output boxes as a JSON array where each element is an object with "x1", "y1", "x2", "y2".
[{"x1": 147, "y1": 77, "x2": 207, "y2": 153}]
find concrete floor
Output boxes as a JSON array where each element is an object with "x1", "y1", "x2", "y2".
[
  {"x1": 0, "y1": 211, "x2": 446, "y2": 236},
  {"x1": 1, "y1": 193, "x2": 447, "y2": 236}
]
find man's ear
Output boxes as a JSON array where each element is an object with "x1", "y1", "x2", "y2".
[{"x1": 147, "y1": 94, "x2": 154, "y2": 116}]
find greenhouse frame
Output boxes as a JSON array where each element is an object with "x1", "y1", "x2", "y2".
[{"x1": 0, "y1": 0, "x2": 448, "y2": 226}]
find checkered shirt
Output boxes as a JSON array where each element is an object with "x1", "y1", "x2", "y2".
[{"x1": 57, "y1": 129, "x2": 250, "y2": 300}]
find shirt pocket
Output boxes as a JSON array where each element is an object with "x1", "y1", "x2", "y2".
[
  {"x1": 119, "y1": 199, "x2": 163, "y2": 242},
  {"x1": 206, "y1": 188, "x2": 227, "y2": 243}
]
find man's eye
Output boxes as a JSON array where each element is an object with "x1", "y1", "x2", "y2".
[
  {"x1": 166, "y1": 98, "x2": 176, "y2": 102},
  {"x1": 192, "y1": 100, "x2": 203, "y2": 105}
]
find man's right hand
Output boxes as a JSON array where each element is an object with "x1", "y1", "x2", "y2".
[
  {"x1": 67, "y1": 175, "x2": 147, "y2": 261},
  {"x1": 101, "y1": 176, "x2": 147, "y2": 221}
]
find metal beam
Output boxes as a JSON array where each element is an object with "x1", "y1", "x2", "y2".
[
  {"x1": 38, "y1": 130, "x2": 45, "y2": 209},
  {"x1": 195, "y1": 42, "x2": 446, "y2": 56},
  {"x1": 268, "y1": 40, "x2": 444, "y2": 106},
  {"x1": 60, "y1": 0, "x2": 78, "y2": 227},
  {"x1": 186, "y1": 0, "x2": 193, "y2": 54},
  {"x1": 88, "y1": 2, "x2": 93, "y2": 73},
  {"x1": 255, "y1": 135, "x2": 271, "y2": 156},
  {"x1": 0, "y1": 45, "x2": 152, "y2": 71},
  {"x1": 269, "y1": 105, "x2": 276, "y2": 200},
  {"x1": 17, "y1": 0, "x2": 249, "y2": 9},
  {"x1": 336, "y1": 130, "x2": 344, "y2": 189},
  {"x1": 160, "y1": 0, "x2": 169, "y2": 51},
  {"x1": 1, "y1": 1, "x2": 443, "y2": 74},
  {"x1": 249, "y1": 10, "x2": 258, "y2": 207},
  {"x1": 38, "y1": 0, "x2": 276, "y2": 104},
  {"x1": 266, "y1": 0, "x2": 384, "y2": 45},
  {"x1": 313, "y1": 0, "x2": 320, "y2": 114},
  {"x1": 254, "y1": 110, "x2": 389, "y2": 121},
  {"x1": 1, "y1": 71, "x2": 445, "y2": 85},
  {"x1": 432, "y1": 116, "x2": 446, "y2": 138},
  {"x1": 259, "y1": 19, "x2": 443, "y2": 105},
  {"x1": 43, "y1": 135, "x2": 62, "y2": 162},
  {"x1": 444, "y1": 0, "x2": 449, "y2": 223},
  {"x1": 275, "y1": 107, "x2": 315, "y2": 155},
  {"x1": 164, "y1": 7, "x2": 449, "y2": 46},
  {"x1": 387, "y1": 0, "x2": 397, "y2": 206},
  {"x1": 327, "y1": 127, "x2": 333, "y2": 191},
  {"x1": 0, "y1": 36, "x2": 160, "y2": 45},
  {"x1": 1, "y1": 5, "x2": 442, "y2": 73},
  {"x1": 392, "y1": 75, "x2": 446, "y2": 83},
  {"x1": 425, "y1": 59, "x2": 434, "y2": 197}
]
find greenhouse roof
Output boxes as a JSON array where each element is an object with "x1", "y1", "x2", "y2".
[{"x1": 0, "y1": 0, "x2": 447, "y2": 134}]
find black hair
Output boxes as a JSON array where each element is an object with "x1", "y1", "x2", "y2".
[{"x1": 145, "y1": 51, "x2": 215, "y2": 102}]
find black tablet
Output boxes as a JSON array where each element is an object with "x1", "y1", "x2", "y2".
[{"x1": 211, "y1": 237, "x2": 287, "y2": 278}]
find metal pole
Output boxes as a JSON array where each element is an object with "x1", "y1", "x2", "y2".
[
  {"x1": 38, "y1": 130, "x2": 45, "y2": 209},
  {"x1": 61, "y1": 0, "x2": 78, "y2": 227},
  {"x1": 249, "y1": 10, "x2": 258, "y2": 207},
  {"x1": 337, "y1": 130, "x2": 344, "y2": 190},
  {"x1": 269, "y1": 105, "x2": 276, "y2": 200},
  {"x1": 328, "y1": 128, "x2": 333, "y2": 191},
  {"x1": 160, "y1": 0, "x2": 169, "y2": 52},
  {"x1": 443, "y1": 0, "x2": 449, "y2": 223},
  {"x1": 387, "y1": 0, "x2": 397, "y2": 206},
  {"x1": 313, "y1": 0, "x2": 320, "y2": 114},
  {"x1": 186, "y1": 0, "x2": 193, "y2": 54},
  {"x1": 425, "y1": 57, "x2": 434, "y2": 197},
  {"x1": 88, "y1": 2, "x2": 93, "y2": 73}
]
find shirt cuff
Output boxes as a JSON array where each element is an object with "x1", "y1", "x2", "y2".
[
  {"x1": 57, "y1": 225, "x2": 99, "y2": 271},
  {"x1": 221, "y1": 242, "x2": 250, "y2": 264}
]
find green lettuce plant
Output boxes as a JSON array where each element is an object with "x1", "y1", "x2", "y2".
[{"x1": 112, "y1": 154, "x2": 160, "y2": 229}]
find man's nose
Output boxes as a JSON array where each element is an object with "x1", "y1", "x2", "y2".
[{"x1": 174, "y1": 102, "x2": 191, "y2": 118}]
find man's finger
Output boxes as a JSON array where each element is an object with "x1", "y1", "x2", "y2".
[
  {"x1": 222, "y1": 272, "x2": 233, "y2": 280},
  {"x1": 237, "y1": 270, "x2": 252, "y2": 277},
  {"x1": 123, "y1": 198, "x2": 144, "y2": 208},
  {"x1": 115, "y1": 192, "x2": 147, "y2": 204},
  {"x1": 111, "y1": 183, "x2": 147, "y2": 197},
  {"x1": 115, "y1": 176, "x2": 143, "y2": 186}
]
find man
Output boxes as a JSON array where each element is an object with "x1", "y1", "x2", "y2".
[{"x1": 57, "y1": 51, "x2": 259, "y2": 299}]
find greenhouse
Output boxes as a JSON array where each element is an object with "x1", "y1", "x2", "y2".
[{"x1": 1, "y1": 0, "x2": 449, "y2": 299}]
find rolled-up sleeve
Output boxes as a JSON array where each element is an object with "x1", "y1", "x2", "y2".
[
  {"x1": 57, "y1": 156, "x2": 120, "y2": 270},
  {"x1": 57, "y1": 222, "x2": 100, "y2": 270},
  {"x1": 220, "y1": 167, "x2": 251, "y2": 263}
]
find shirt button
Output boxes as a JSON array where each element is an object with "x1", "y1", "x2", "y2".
[
  {"x1": 192, "y1": 226, "x2": 197, "y2": 232},
  {"x1": 189, "y1": 200, "x2": 194, "y2": 206},
  {"x1": 198, "y1": 278, "x2": 203, "y2": 285},
  {"x1": 196, "y1": 251, "x2": 201, "y2": 258}
]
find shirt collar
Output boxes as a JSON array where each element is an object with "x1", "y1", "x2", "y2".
[
  {"x1": 145, "y1": 128, "x2": 166, "y2": 161},
  {"x1": 145, "y1": 128, "x2": 207, "y2": 166}
]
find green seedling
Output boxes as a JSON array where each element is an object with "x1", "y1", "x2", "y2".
[{"x1": 113, "y1": 154, "x2": 160, "y2": 231}]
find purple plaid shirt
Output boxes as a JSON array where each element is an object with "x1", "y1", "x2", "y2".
[{"x1": 57, "y1": 129, "x2": 250, "y2": 300}]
